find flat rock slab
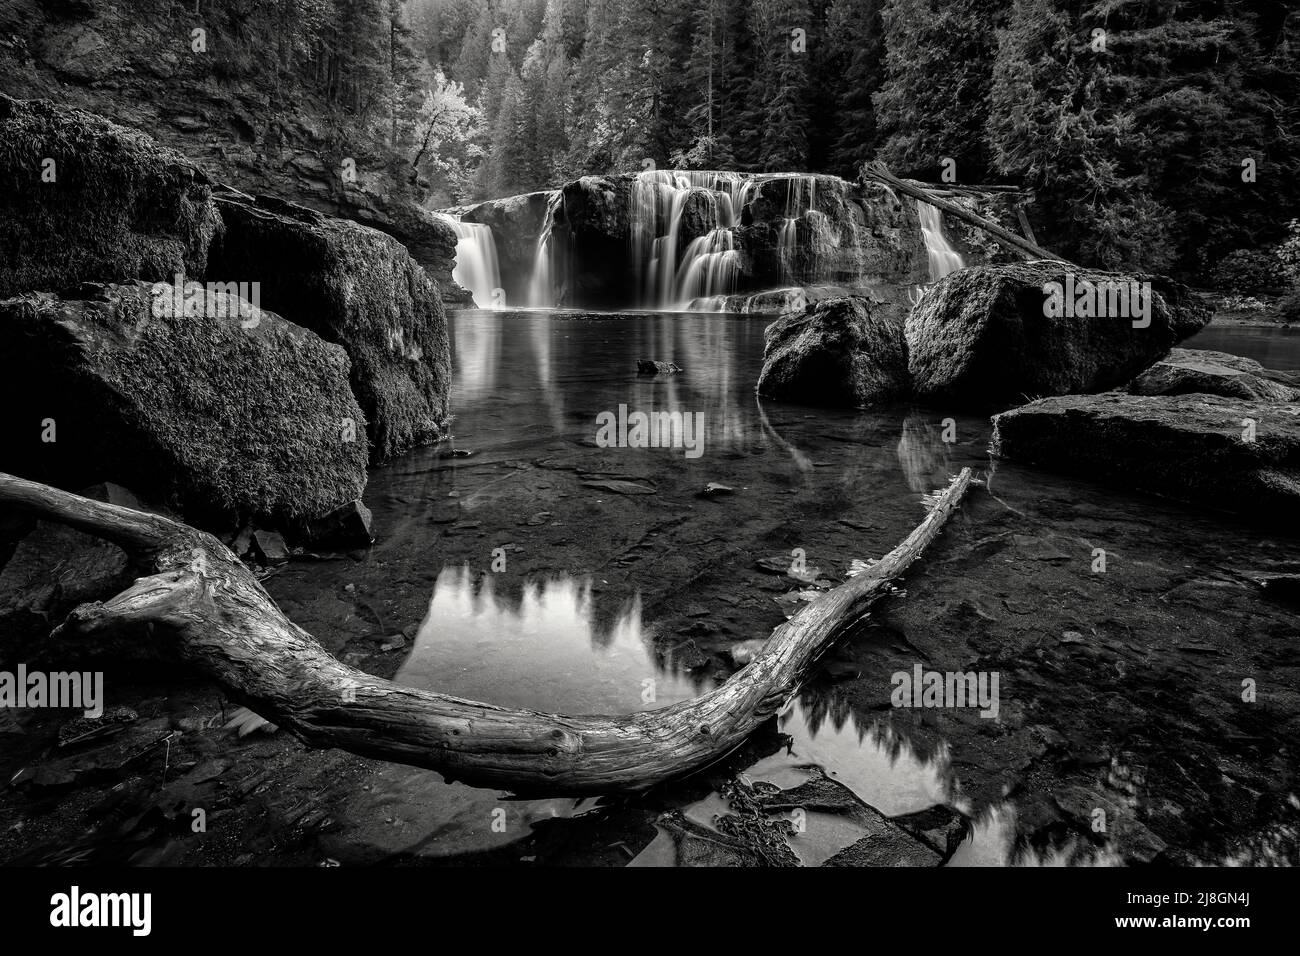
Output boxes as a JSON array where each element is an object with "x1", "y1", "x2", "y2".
[
  {"x1": 1128, "y1": 347, "x2": 1300, "y2": 403},
  {"x1": 992, "y1": 393, "x2": 1300, "y2": 525}
]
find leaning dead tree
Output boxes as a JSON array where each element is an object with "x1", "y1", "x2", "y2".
[
  {"x1": 862, "y1": 161, "x2": 1070, "y2": 264},
  {"x1": 0, "y1": 468, "x2": 972, "y2": 795}
]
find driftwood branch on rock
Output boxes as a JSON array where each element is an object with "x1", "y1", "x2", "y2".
[
  {"x1": 0, "y1": 468, "x2": 973, "y2": 795},
  {"x1": 862, "y1": 161, "x2": 1070, "y2": 265}
]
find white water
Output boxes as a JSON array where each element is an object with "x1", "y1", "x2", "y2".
[
  {"x1": 918, "y1": 201, "x2": 965, "y2": 281},
  {"x1": 526, "y1": 191, "x2": 563, "y2": 308},
  {"x1": 630, "y1": 170, "x2": 751, "y2": 309},
  {"x1": 435, "y1": 213, "x2": 503, "y2": 308}
]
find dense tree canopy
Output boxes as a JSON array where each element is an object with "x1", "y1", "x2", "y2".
[{"x1": 250, "y1": 0, "x2": 1299, "y2": 278}]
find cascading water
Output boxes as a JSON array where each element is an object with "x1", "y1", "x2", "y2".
[
  {"x1": 526, "y1": 190, "x2": 562, "y2": 308},
  {"x1": 434, "y1": 213, "x2": 503, "y2": 308},
  {"x1": 630, "y1": 170, "x2": 749, "y2": 309},
  {"x1": 917, "y1": 201, "x2": 965, "y2": 281}
]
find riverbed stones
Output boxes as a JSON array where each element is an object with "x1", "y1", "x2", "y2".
[
  {"x1": 0, "y1": 94, "x2": 221, "y2": 299},
  {"x1": 907, "y1": 263, "x2": 1210, "y2": 408},
  {"x1": 757, "y1": 296, "x2": 909, "y2": 407},
  {"x1": 991, "y1": 392, "x2": 1300, "y2": 523},
  {"x1": 0, "y1": 281, "x2": 370, "y2": 535},
  {"x1": 1127, "y1": 348, "x2": 1300, "y2": 403},
  {"x1": 209, "y1": 191, "x2": 452, "y2": 463}
]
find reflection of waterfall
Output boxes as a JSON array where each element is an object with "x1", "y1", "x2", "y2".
[
  {"x1": 435, "y1": 213, "x2": 502, "y2": 308},
  {"x1": 897, "y1": 415, "x2": 954, "y2": 493},
  {"x1": 918, "y1": 201, "x2": 964, "y2": 281},
  {"x1": 526, "y1": 191, "x2": 562, "y2": 308}
]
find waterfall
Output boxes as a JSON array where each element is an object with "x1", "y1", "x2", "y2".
[
  {"x1": 434, "y1": 213, "x2": 503, "y2": 309},
  {"x1": 917, "y1": 201, "x2": 965, "y2": 281},
  {"x1": 629, "y1": 170, "x2": 749, "y2": 310},
  {"x1": 526, "y1": 191, "x2": 562, "y2": 308}
]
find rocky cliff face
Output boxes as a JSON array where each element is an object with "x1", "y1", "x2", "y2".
[
  {"x1": 460, "y1": 191, "x2": 555, "y2": 305},
  {"x1": 0, "y1": 0, "x2": 463, "y2": 301}
]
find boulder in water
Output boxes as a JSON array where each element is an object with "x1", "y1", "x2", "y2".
[
  {"x1": 991, "y1": 392, "x2": 1300, "y2": 524},
  {"x1": 906, "y1": 262, "x2": 1210, "y2": 409},
  {"x1": 0, "y1": 281, "x2": 370, "y2": 535},
  {"x1": 0, "y1": 94, "x2": 221, "y2": 299},
  {"x1": 209, "y1": 192, "x2": 452, "y2": 463},
  {"x1": 1127, "y1": 348, "x2": 1300, "y2": 403},
  {"x1": 757, "y1": 296, "x2": 909, "y2": 407}
]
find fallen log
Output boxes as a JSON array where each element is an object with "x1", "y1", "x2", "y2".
[
  {"x1": 0, "y1": 467, "x2": 973, "y2": 795},
  {"x1": 862, "y1": 161, "x2": 1069, "y2": 264}
]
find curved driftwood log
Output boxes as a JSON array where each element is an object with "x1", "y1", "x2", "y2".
[{"x1": 0, "y1": 468, "x2": 972, "y2": 795}]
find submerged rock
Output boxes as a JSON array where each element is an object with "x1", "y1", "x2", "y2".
[
  {"x1": 991, "y1": 392, "x2": 1300, "y2": 524},
  {"x1": 209, "y1": 192, "x2": 452, "y2": 463},
  {"x1": 907, "y1": 262, "x2": 1210, "y2": 408},
  {"x1": 757, "y1": 296, "x2": 909, "y2": 407},
  {"x1": 0, "y1": 94, "x2": 221, "y2": 299},
  {"x1": 636, "y1": 360, "x2": 682, "y2": 375},
  {"x1": 0, "y1": 281, "x2": 370, "y2": 535},
  {"x1": 1127, "y1": 348, "x2": 1300, "y2": 403}
]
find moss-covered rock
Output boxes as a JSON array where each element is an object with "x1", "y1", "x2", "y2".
[
  {"x1": 907, "y1": 263, "x2": 1210, "y2": 409},
  {"x1": 0, "y1": 94, "x2": 220, "y2": 298},
  {"x1": 208, "y1": 192, "x2": 451, "y2": 463},
  {"x1": 757, "y1": 296, "x2": 910, "y2": 407},
  {"x1": 0, "y1": 281, "x2": 369, "y2": 533}
]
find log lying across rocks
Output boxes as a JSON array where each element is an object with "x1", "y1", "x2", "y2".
[
  {"x1": 862, "y1": 161, "x2": 1069, "y2": 265},
  {"x1": 0, "y1": 468, "x2": 973, "y2": 795}
]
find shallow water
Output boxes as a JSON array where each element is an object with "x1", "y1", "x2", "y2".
[{"x1": 254, "y1": 312, "x2": 1300, "y2": 867}]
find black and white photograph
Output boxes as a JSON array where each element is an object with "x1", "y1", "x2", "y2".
[{"x1": 0, "y1": 0, "x2": 1296, "y2": 931}]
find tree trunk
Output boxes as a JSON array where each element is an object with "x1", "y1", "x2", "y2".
[
  {"x1": 862, "y1": 161, "x2": 1070, "y2": 264},
  {"x1": 0, "y1": 468, "x2": 973, "y2": 795}
]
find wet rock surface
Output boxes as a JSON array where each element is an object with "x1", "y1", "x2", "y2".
[{"x1": 757, "y1": 296, "x2": 909, "y2": 407}]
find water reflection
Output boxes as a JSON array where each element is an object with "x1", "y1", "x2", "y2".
[
  {"x1": 746, "y1": 696, "x2": 953, "y2": 817},
  {"x1": 395, "y1": 566, "x2": 708, "y2": 715}
]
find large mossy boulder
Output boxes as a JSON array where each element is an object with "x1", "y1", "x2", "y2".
[
  {"x1": 0, "y1": 281, "x2": 369, "y2": 534},
  {"x1": 0, "y1": 94, "x2": 221, "y2": 299},
  {"x1": 208, "y1": 192, "x2": 452, "y2": 463},
  {"x1": 907, "y1": 263, "x2": 1210, "y2": 409},
  {"x1": 756, "y1": 296, "x2": 909, "y2": 407},
  {"x1": 1127, "y1": 348, "x2": 1300, "y2": 403},
  {"x1": 991, "y1": 393, "x2": 1300, "y2": 524}
]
